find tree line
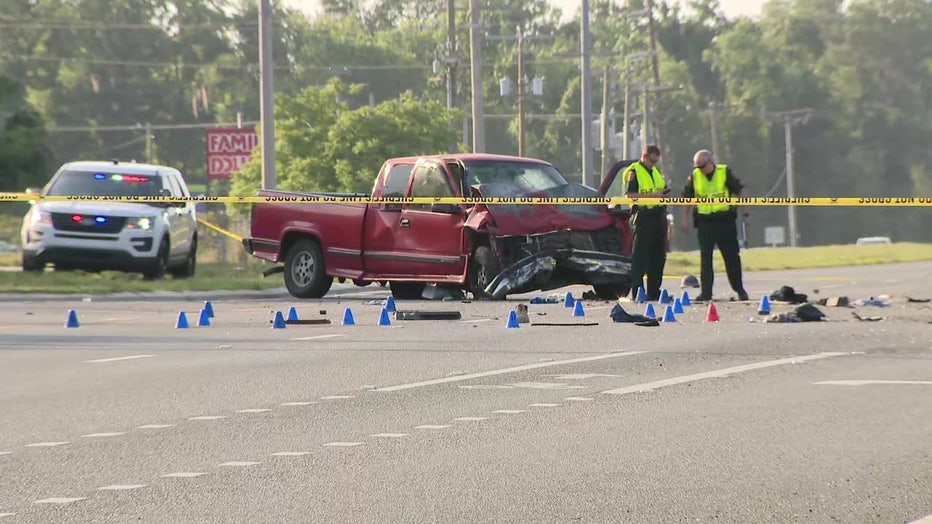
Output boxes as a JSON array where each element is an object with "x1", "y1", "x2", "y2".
[{"x1": 1, "y1": 0, "x2": 928, "y2": 246}]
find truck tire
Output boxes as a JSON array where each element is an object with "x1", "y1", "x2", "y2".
[
  {"x1": 284, "y1": 238, "x2": 333, "y2": 298},
  {"x1": 592, "y1": 284, "x2": 630, "y2": 301},
  {"x1": 467, "y1": 245, "x2": 503, "y2": 300},
  {"x1": 389, "y1": 281, "x2": 426, "y2": 300}
]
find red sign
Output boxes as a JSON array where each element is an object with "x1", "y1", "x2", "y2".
[{"x1": 205, "y1": 128, "x2": 259, "y2": 180}]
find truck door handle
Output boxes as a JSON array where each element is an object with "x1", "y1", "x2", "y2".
[{"x1": 400, "y1": 218, "x2": 411, "y2": 227}]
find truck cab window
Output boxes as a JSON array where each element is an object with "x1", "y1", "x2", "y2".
[{"x1": 408, "y1": 163, "x2": 454, "y2": 210}]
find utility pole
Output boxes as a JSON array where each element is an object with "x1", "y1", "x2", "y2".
[
  {"x1": 580, "y1": 0, "x2": 594, "y2": 186},
  {"x1": 708, "y1": 101, "x2": 720, "y2": 159},
  {"x1": 600, "y1": 65, "x2": 612, "y2": 175},
  {"x1": 258, "y1": 0, "x2": 277, "y2": 190},
  {"x1": 645, "y1": 0, "x2": 663, "y2": 153},
  {"x1": 446, "y1": 0, "x2": 456, "y2": 111},
  {"x1": 491, "y1": 28, "x2": 549, "y2": 158},
  {"x1": 144, "y1": 122, "x2": 152, "y2": 163},
  {"x1": 765, "y1": 108, "x2": 813, "y2": 248},
  {"x1": 468, "y1": 0, "x2": 485, "y2": 153},
  {"x1": 622, "y1": 73, "x2": 631, "y2": 159}
]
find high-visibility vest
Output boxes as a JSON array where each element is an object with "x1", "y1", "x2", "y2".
[
  {"x1": 629, "y1": 162, "x2": 666, "y2": 209},
  {"x1": 692, "y1": 163, "x2": 731, "y2": 214}
]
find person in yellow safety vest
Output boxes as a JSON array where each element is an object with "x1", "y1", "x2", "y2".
[
  {"x1": 624, "y1": 144, "x2": 671, "y2": 302},
  {"x1": 680, "y1": 149, "x2": 749, "y2": 302}
]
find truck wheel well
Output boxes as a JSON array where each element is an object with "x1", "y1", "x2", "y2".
[{"x1": 280, "y1": 232, "x2": 320, "y2": 261}]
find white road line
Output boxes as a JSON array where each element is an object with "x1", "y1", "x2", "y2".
[
  {"x1": 458, "y1": 318, "x2": 494, "y2": 323},
  {"x1": 564, "y1": 397, "x2": 594, "y2": 402},
  {"x1": 33, "y1": 498, "x2": 86, "y2": 504},
  {"x1": 321, "y1": 395, "x2": 355, "y2": 400},
  {"x1": 0, "y1": 512, "x2": 14, "y2": 517},
  {"x1": 236, "y1": 409, "x2": 272, "y2": 413},
  {"x1": 371, "y1": 433, "x2": 409, "y2": 438},
  {"x1": 271, "y1": 451, "x2": 313, "y2": 456},
  {"x1": 162, "y1": 472, "x2": 206, "y2": 478},
  {"x1": 816, "y1": 380, "x2": 932, "y2": 386},
  {"x1": 374, "y1": 351, "x2": 647, "y2": 392},
  {"x1": 291, "y1": 334, "x2": 346, "y2": 341},
  {"x1": 136, "y1": 424, "x2": 176, "y2": 429},
  {"x1": 415, "y1": 425, "x2": 451, "y2": 430},
  {"x1": 97, "y1": 484, "x2": 146, "y2": 490},
  {"x1": 25, "y1": 442, "x2": 69, "y2": 448},
  {"x1": 323, "y1": 442, "x2": 363, "y2": 447},
  {"x1": 454, "y1": 416, "x2": 489, "y2": 421},
  {"x1": 217, "y1": 461, "x2": 260, "y2": 467},
  {"x1": 0, "y1": 451, "x2": 12, "y2": 456},
  {"x1": 281, "y1": 401, "x2": 317, "y2": 406},
  {"x1": 602, "y1": 352, "x2": 847, "y2": 396},
  {"x1": 188, "y1": 416, "x2": 229, "y2": 421},
  {"x1": 908, "y1": 515, "x2": 932, "y2": 524},
  {"x1": 528, "y1": 403, "x2": 561, "y2": 408},
  {"x1": 83, "y1": 354, "x2": 156, "y2": 364},
  {"x1": 82, "y1": 432, "x2": 124, "y2": 438},
  {"x1": 492, "y1": 410, "x2": 526, "y2": 414}
]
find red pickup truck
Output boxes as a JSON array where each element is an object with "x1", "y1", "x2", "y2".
[{"x1": 243, "y1": 154, "x2": 635, "y2": 300}]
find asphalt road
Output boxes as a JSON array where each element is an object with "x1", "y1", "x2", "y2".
[{"x1": 1, "y1": 262, "x2": 931, "y2": 523}]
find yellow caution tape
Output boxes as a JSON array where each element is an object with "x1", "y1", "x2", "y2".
[
  {"x1": 1, "y1": 193, "x2": 931, "y2": 206},
  {"x1": 196, "y1": 216, "x2": 243, "y2": 243}
]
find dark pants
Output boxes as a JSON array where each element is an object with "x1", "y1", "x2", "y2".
[
  {"x1": 629, "y1": 211, "x2": 667, "y2": 301},
  {"x1": 697, "y1": 218, "x2": 746, "y2": 298}
]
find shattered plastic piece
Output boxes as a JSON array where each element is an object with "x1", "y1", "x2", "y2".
[
  {"x1": 530, "y1": 296, "x2": 560, "y2": 304},
  {"x1": 764, "y1": 313, "x2": 800, "y2": 323},
  {"x1": 851, "y1": 312, "x2": 884, "y2": 322},
  {"x1": 854, "y1": 297, "x2": 890, "y2": 307}
]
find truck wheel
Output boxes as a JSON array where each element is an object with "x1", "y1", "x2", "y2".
[
  {"x1": 467, "y1": 245, "x2": 502, "y2": 300},
  {"x1": 593, "y1": 284, "x2": 630, "y2": 301},
  {"x1": 143, "y1": 239, "x2": 169, "y2": 280},
  {"x1": 284, "y1": 238, "x2": 333, "y2": 298},
  {"x1": 389, "y1": 282, "x2": 426, "y2": 300}
]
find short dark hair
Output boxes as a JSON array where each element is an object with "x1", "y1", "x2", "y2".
[{"x1": 644, "y1": 145, "x2": 661, "y2": 157}]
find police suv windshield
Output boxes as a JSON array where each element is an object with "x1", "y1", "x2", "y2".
[{"x1": 45, "y1": 170, "x2": 164, "y2": 197}]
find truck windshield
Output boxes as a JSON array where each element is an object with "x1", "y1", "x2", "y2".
[
  {"x1": 45, "y1": 170, "x2": 164, "y2": 197},
  {"x1": 465, "y1": 161, "x2": 568, "y2": 196}
]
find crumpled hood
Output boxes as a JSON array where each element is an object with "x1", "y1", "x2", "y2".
[
  {"x1": 35, "y1": 201, "x2": 164, "y2": 218},
  {"x1": 474, "y1": 183, "x2": 613, "y2": 236}
]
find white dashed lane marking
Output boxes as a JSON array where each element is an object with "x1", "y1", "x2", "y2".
[
  {"x1": 83, "y1": 355, "x2": 156, "y2": 364},
  {"x1": 371, "y1": 433, "x2": 408, "y2": 438},
  {"x1": 492, "y1": 410, "x2": 526, "y2": 414},
  {"x1": 415, "y1": 425, "x2": 451, "y2": 430},
  {"x1": 528, "y1": 403, "x2": 561, "y2": 408},
  {"x1": 291, "y1": 334, "x2": 346, "y2": 341},
  {"x1": 0, "y1": 512, "x2": 14, "y2": 517},
  {"x1": 82, "y1": 432, "x2": 124, "y2": 438},
  {"x1": 236, "y1": 409, "x2": 272, "y2": 413},
  {"x1": 33, "y1": 497, "x2": 85, "y2": 504},
  {"x1": 564, "y1": 397, "x2": 595, "y2": 402},
  {"x1": 136, "y1": 424, "x2": 175, "y2": 429},
  {"x1": 25, "y1": 442, "x2": 69, "y2": 448},
  {"x1": 217, "y1": 462, "x2": 260, "y2": 467},
  {"x1": 97, "y1": 484, "x2": 146, "y2": 491},
  {"x1": 271, "y1": 451, "x2": 314, "y2": 456},
  {"x1": 321, "y1": 395, "x2": 355, "y2": 400},
  {"x1": 601, "y1": 353, "x2": 847, "y2": 395},
  {"x1": 188, "y1": 416, "x2": 229, "y2": 421},
  {"x1": 323, "y1": 442, "x2": 363, "y2": 447},
  {"x1": 374, "y1": 351, "x2": 646, "y2": 392},
  {"x1": 454, "y1": 417, "x2": 489, "y2": 421},
  {"x1": 0, "y1": 451, "x2": 12, "y2": 456},
  {"x1": 162, "y1": 472, "x2": 207, "y2": 478},
  {"x1": 281, "y1": 401, "x2": 317, "y2": 406}
]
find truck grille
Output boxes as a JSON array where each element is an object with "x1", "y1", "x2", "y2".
[{"x1": 52, "y1": 213, "x2": 127, "y2": 234}]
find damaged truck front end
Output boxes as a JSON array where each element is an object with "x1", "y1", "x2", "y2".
[{"x1": 464, "y1": 180, "x2": 633, "y2": 300}]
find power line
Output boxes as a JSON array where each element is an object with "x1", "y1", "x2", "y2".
[{"x1": 48, "y1": 121, "x2": 259, "y2": 133}]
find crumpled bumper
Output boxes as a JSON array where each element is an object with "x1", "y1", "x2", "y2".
[{"x1": 484, "y1": 249, "x2": 632, "y2": 299}]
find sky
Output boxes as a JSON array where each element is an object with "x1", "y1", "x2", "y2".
[{"x1": 284, "y1": 0, "x2": 767, "y2": 20}]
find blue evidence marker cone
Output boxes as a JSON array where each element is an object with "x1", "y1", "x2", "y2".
[
  {"x1": 385, "y1": 295, "x2": 396, "y2": 313},
  {"x1": 635, "y1": 286, "x2": 647, "y2": 304},
  {"x1": 342, "y1": 308, "x2": 355, "y2": 326},
  {"x1": 272, "y1": 311, "x2": 287, "y2": 329},
  {"x1": 680, "y1": 291, "x2": 692, "y2": 307},
  {"x1": 378, "y1": 308, "x2": 392, "y2": 326},
  {"x1": 659, "y1": 289, "x2": 670, "y2": 304},
  {"x1": 758, "y1": 295, "x2": 771, "y2": 315},
  {"x1": 203, "y1": 300, "x2": 214, "y2": 318},
  {"x1": 506, "y1": 310, "x2": 520, "y2": 328},
  {"x1": 197, "y1": 308, "x2": 211, "y2": 327},
  {"x1": 564, "y1": 292, "x2": 574, "y2": 308},
  {"x1": 175, "y1": 311, "x2": 189, "y2": 329},
  {"x1": 573, "y1": 300, "x2": 586, "y2": 317},
  {"x1": 644, "y1": 303, "x2": 656, "y2": 319},
  {"x1": 65, "y1": 309, "x2": 80, "y2": 328},
  {"x1": 662, "y1": 305, "x2": 677, "y2": 323},
  {"x1": 673, "y1": 297, "x2": 684, "y2": 315},
  {"x1": 287, "y1": 306, "x2": 299, "y2": 322}
]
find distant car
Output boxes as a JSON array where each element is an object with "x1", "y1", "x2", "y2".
[
  {"x1": 855, "y1": 236, "x2": 892, "y2": 245},
  {"x1": 20, "y1": 160, "x2": 198, "y2": 279}
]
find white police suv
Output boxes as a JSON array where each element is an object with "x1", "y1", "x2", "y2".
[{"x1": 21, "y1": 160, "x2": 198, "y2": 279}]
